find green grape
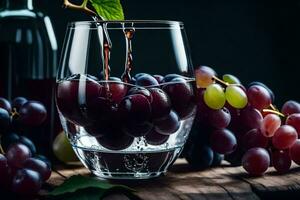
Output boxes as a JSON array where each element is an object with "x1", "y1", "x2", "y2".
[
  {"x1": 204, "y1": 84, "x2": 226, "y2": 109},
  {"x1": 222, "y1": 74, "x2": 241, "y2": 84},
  {"x1": 225, "y1": 85, "x2": 248, "y2": 109},
  {"x1": 53, "y1": 131, "x2": 79, "y2": 164}
]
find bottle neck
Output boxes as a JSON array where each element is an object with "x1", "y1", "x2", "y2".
[{"x1": 5, "y1": 0, "x2": 33, "y2": 10}]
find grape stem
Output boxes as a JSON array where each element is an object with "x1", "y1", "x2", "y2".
[
  {"x1": 262, "y1": 109, "x2": 285, "y2": 118},
  {"x1": 63, "y1": 0, "x2": 97, "y2": 17},
  {"x1": 11, "y1": 108, "x2": 19, "y2": 118},
  {"x1": 270, "y1": 104, "x2": 279, "y2": 111},
  {"x1": 213, "y1": 76, "x2": 229, "y2": 86},
  {"x1": 0, "y1": 137, "x2": 4, "y2": 154},
  {"x1": 212, "y1": 76, "x2": 241, "y2": 87}
]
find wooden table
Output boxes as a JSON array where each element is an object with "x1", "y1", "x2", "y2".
[{"x1": 47, "y1": 159, "x2": 300, "y2": 200}]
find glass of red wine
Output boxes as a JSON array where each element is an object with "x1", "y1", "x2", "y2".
[{"x1": 56, "y1": 20, "x2": 196, "y2": 179}]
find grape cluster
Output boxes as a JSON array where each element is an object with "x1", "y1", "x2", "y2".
[
  {"x1": 183, "y1": 66, "x2": 300, "y2": 176},
  {"x1": 0, "y1": 97, "x2": 46, "y2": 131},
  {"x1": 0, "y1": 147, "x2": 51, "y2": 196},
  {"x1": 56, "y1": 73, "x2": 196, "y2": 150},
  {"x1": 0, "y1": 97, "x2": 51, "y2": 196}
]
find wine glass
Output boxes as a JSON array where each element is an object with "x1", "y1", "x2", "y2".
[{"x1": 56, "y1": 20, "x2": 196, "y2": 179}]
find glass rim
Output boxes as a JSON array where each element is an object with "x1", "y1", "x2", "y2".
[{"x1": 67, "y1": 20, "x2": 184, "y2": 29}]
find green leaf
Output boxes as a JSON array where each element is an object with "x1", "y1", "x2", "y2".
[
  {"x1": 89, "y1": 0, "x2": 124, "y2": 20},
  {"x1": 48, "y1": 175, "x2": 134, "y2": 196},
  {"x1": 58, "y1": 188, "x2": 104, "y2": 200}
]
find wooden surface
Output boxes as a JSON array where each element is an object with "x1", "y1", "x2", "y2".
[{"x1": 47, "y1": 159, "x2": 300, "y2": 200}]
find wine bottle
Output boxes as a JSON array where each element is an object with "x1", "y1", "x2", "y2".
[{"x1": 0, "y1": 0, "x2": 59, "y2": 156}]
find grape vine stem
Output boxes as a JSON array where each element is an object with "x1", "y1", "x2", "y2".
[
  {"x1": 213, "y1": 76, "x2": 229, "y2": 86},
  {"x1": 63, "y1": 0, "x2": 97, "y2": 17},
  {"x1": 270, "y1": 104, "x2": 278, "y2": 111},
  {"x1": 212, "y1": 76, "x2": 241, "y2": 87},
  {"x1": 262, "y1": 109, "x2": 285, "y2": 118}
]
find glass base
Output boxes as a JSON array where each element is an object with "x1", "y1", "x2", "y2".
[
  {"x1": 73, "y1": 146, "x2": 182, "y2": 180},
  {"x1": 92, "y1": 170, "x2": 166, "y2": 180}
]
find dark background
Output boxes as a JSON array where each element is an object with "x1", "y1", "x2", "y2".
[{"x1": 10, "y1": 0, "x2": 300, "y2": 106}]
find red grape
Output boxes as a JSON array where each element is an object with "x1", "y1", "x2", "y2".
[
  {"x1": 162, "y1": 74, "x2": 182, "y2": 83},
  {"x1": 0, "y1": 108, "x2": 11, "y2": 131},
  {"x1": 149, "y1": 88, "x2": 171, "y2": 120},
  {"x1": 261, "y1": 114, "x2": 281, "y2": 137},
  {"x1": 239, "y1": 106, "x2": 263, "y2": 132},
  {"x1": 0, "y1": 154, "x2": 9, "y2": 187},
  {"x1": 290, "y1": 139, "x2": 300, "y2": 165},
  {"x1": 0, "y1": 97, "x2": 12, "y2": 112},
  {"x1": 272, "y1": 150, "x2": 291, "y2": 173},
  {"x1": 11, "y1": 169, "x2": 42, "y2": 195},
  {"x1": 281, "y1": 100, "x2": 300, "y2": 115},
  {"x1": 242, "y1": 129, "x2": 268, "y2": 150},
  {"x1": 186, "y1": 145, "x2": 214, "y2": 169},
  {"x1": 119, "y1": 94, "x2": 151, "y2": 123},
  {"x1": 286, "y1": 113, "x2": 300, "y2": 136},
  {"x1": 195, "y1": 66, "x2": 216, "y2": 88},
  {"x1": 127, "y1": 87, "x2": 153, "y2": 103},
  {"x1": 56, "y1": 76, "x2": 82, "y2": 124},
  {"x1": 6, "y1": 143, "x2": 32, "y2": 168},
  {"x1": 135, "y1": 74, "x2": 159, "y2": 86},
  {"x1": 242, "y1": 147, "x2": 270, "y2": 176},
  {"x1": 272, "y1": 125, "x2": 297, "y2": 150},
  {"x1": 84, "y1": 122, "x2": 111, "y2": 137},
  {"x1": 19, "y1": 136, "x2": 37, "y2": 155},
  {"x1": 123, "y1": 121, "x2": 153, "y2": 137},
  {"x1": 1, "y1": 132, "x2": 20, "y2": 151},
  {"x1": 24, "y1": 158, "x2": 51, "y2": 181},
  {"x1": 134, "y1": 73, "x2": 147, "y2": 78},
  {"x1": 86, "y1": 97, "x2": 116, "y2": 122},
  {"x1": 247, "y1": 85, "x2": 272, "y2": 110},
  {"x1": 145, "y1": 129, "x2": 169, "y2": 145},
  {"x1": 97, "y1": 129, "x2": 134, "y2": 150},
  {"x1": 163, "y1": 77, "x2": 195, "y2": 119},
  {"x1": 210, "y1": 129, "x2": 237, "y2": 154},
  {"x1": 207, "y1": 107, "x2": 231, "y2": 129},
  {"x1": 248, "y1": 82, "x2": 275, "y2": 103},
  {"x1": 154, "y1": 111, "x2": 180, "y2": 135},
  {"x1": 153, "y1": 75, "x2": 164, "y2": 83},
  {"x1": 35, "y1": 155, "x2": 51, "y2": 169},
  {"x1": 19, "y1": 101, "x2": 47, "y2": 126},
  {"x1": 104, "y1": 77, "x2": 128, "y2": 104},
  {"x1": 12, "y1": 97, "x2": 28, "y2": 111}
]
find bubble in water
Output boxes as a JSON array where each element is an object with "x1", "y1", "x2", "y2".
[{"x1": 124, "y1": 153, "x2": 148, "y2": 172}]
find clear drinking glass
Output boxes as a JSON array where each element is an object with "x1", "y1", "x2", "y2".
[{"x1": 56, "y1": 20, "x2": 196, "y2": 179}]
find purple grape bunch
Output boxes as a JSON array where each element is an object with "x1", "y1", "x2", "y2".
[
  {"x1": 182, "y1": 66, "x2": 300, "y2": 176},
  {"x1": 56, "y1": 73, "x2": 196, "y2": 150},
  {"x1": 0, "y1": 97, "x2": 51, "y2": 196}
]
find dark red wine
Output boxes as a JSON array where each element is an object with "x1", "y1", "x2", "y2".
[
  {"x1": 103, "y1": 42, "x2": 111, "y2": 81},
  {"x1": 121, "y1": 27, "x2": 135, "y2": 83}
]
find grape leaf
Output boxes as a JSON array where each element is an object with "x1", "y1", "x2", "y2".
[
  {"x1": 89, "y1": 0, "x2": 124, "y2": 20},
  {"x1": 53, "y1": 188, "x2": 104, "y2": 200},
  {"x1": 48, "y1": 175, "x2": 134, "y2": 196}
]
